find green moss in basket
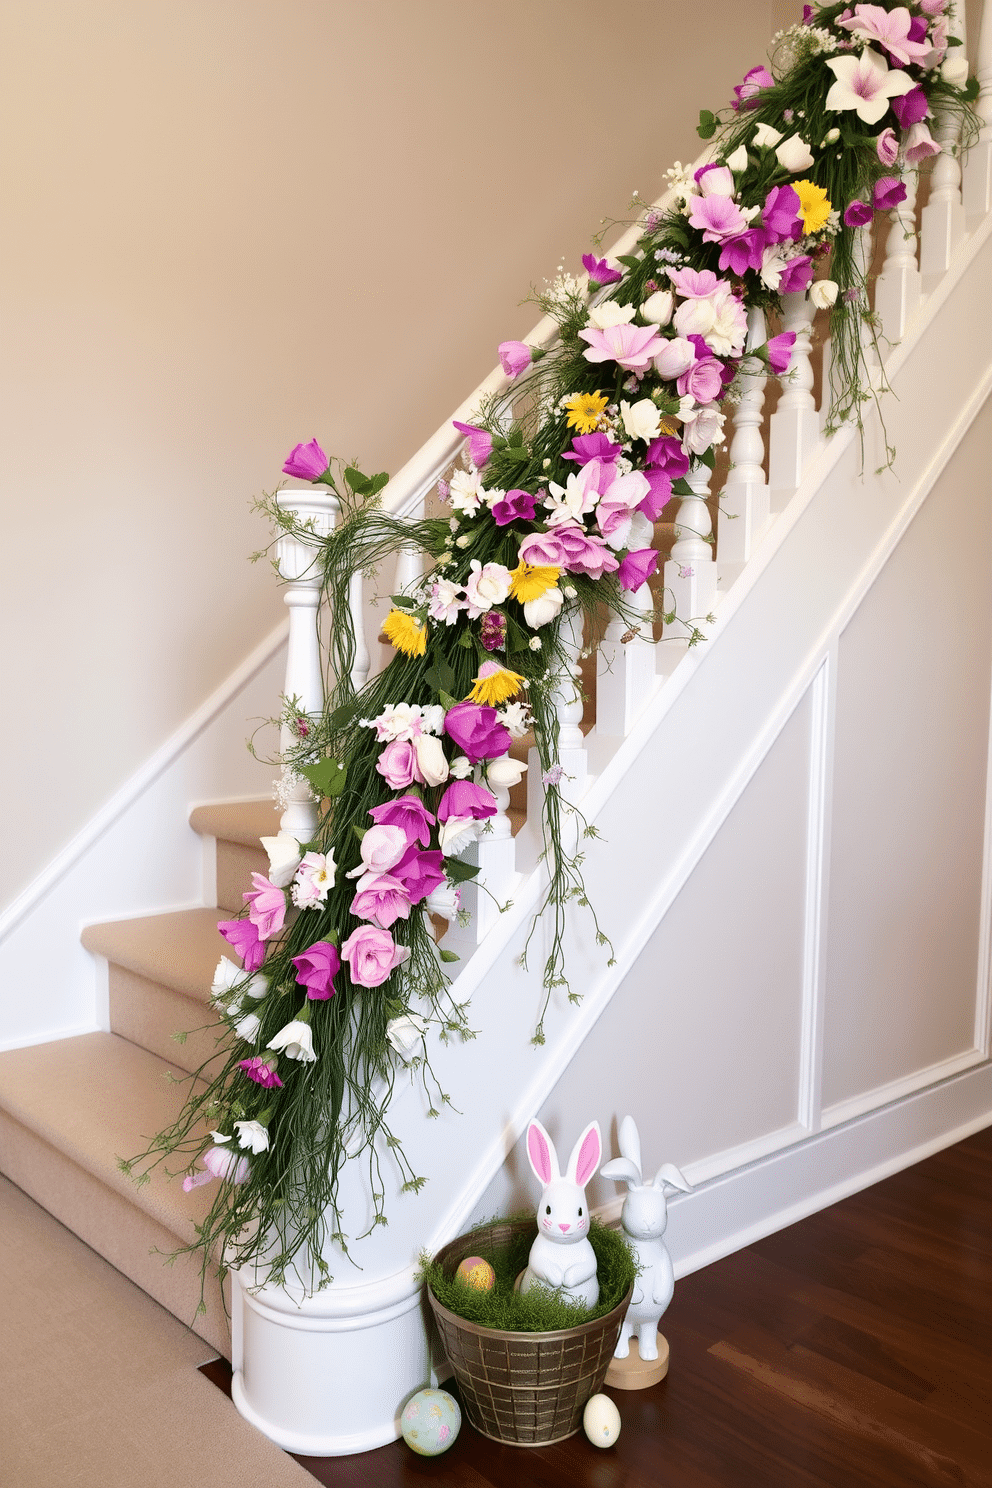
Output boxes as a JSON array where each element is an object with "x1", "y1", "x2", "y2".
[{"x1": 422, "y1": 1217, "x2": 637, "y2": 1333}]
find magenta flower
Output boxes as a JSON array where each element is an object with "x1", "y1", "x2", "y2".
[
  {"x1": 218, "y1": 916, "x2": 265, "y2": 974},
  {"x1": 778, "y1": 255, "x2": 814, "y2": 293},
  {"x1": 762, "y1": 184, "x2": 803, "y2": 243},
  {"x1": 239, "y1": 1056, "x2": 283, "y2": 1089},
  {"x1": 687, "y1": 194, "x2": 750, "y2": 243},
  {"x1": 390, "y1": 846, "x2": 447, "y2": 904},
  {"x1": 480, "y1": 609, "x2": 507, "y2": 651},
  {"x1": 498, "y1": 341, "x2": 533, "y2": 379},
  {"x1": 452, "y1": 421, "x2": 493, "y2": 468},
  {"x1": 733, "y1": 64, "x2": 774, "y2": 110},
  {"x1": 892, "y1": 87, "x2": 929, "y2": 129},
  {"x1": 243, "y1": 874, "x2": 286, "y2": 941},
  {"x1": 766, "y1": 333, "x2": 796, "y2": 376},
  {"x1": 555, "y1": 523, "x2": 621, "y2": 579},
  {"x1": 677, "y1": 353, "x2": 725, "y2": 404},
  {"x1": 903, "y1": 121, "x2": 941, "y2": 164},
  {"x1": 876, "y1": 127, "x2": 899, "y2": 166},
  {"x1": 443, "y1": 702, "x2": 513, "y2": 764},
  {"x1": 667, "y1": 267, "x2": 721, "y2": 299},
  {"x1": 490, "y1": 488, "x2": 537, "y2": 526},
  {"x1": 376, "y1": 739, "x2": 425, "y2": 791},
  {"x1": 341, "y1": 925, "x2": 408, "y2": 988},
  {"x1": 369, "y1": 795, "x2": 436, "y2": 847},
  {"x1": 645, "y1": 434, "x2": 690, "y2": 479},
  {"x1": 618, "y1": 548, "x2": 659, "y2": 591},
  {"x1": 562, "y1": 432, "x2": 623, "y2": 465},
  {"x1": 282, "y1": 438, "x2": 330, "y2": 482},
  {"x1": 637, "y1": 469, "x2": 673, "y2": 521},
  {"x1": 517, "y1": 529, "x2": 567, "y2": 567},
  {"x1": 350, "y1": 873, "x2": 412, "y2": 929},
  {"x1": 437, "y1": 780, "x2": 498, "y2": 823},
  {"x1": 582, "y1": 253, "x2": 623, "y2": 285},
  {"x1": 837, "y1": 5, "x2": 931, "y2": 66},
  {"x1": 718, "y1": 229, "x2": 767, "y2": 276},
  {"x1": 873, "y1": 176, "x2": 907, "y2": 212},
  {"x1": 844, "y1": 199, "x2": 874, "y2": 227},
  {"x1": 292, "y1": 940, "x2": 341, "y2": 1000},
  {"x1": 183, "y1": 1145, "x2": 249, "y2": 1192},
  {"x1": 578, "y1": 323, "x2": 666, "y2": 372}
]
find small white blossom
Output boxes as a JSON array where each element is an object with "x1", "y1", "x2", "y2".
[
  {"x1": 448, "y1": 755, "x2": 474, "y2": 779},
  {"x1": 234, "y1": 1119, "x2": 270, "y2": 1153},
  {"x1": 497, "y1": 701, "x2": 533, "y2": 738},
  {"x1": 386, "y1": 1012, "x2": 428, "y2": 1063},
  {"x1": 267, "y1": 1019, "x2": 316, "y2": 1063},
  {"x1": 292, "y1": 851, "x2": 336, "y2": 908},
  {"x1": 448, "y1": 468, "x2": 484, "y2": 514}
]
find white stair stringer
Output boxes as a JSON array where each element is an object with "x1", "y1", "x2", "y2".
[{"x1": 231, "y1": 220, "x2": 992, "y2": 1454}]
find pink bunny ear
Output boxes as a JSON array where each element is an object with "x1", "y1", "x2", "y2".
[
  {"x1": 568, "y1": 1121, "x2": 602, "y2": 1187},
  {"x1": 526, "y1": 1119, "x2": 556, "y2": 1184}
]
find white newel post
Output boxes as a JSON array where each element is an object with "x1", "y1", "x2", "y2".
[
  {"x1": 662, "y1": 462, "x2": 718, "y2": 639},
  {"x1": 963, "y1": 0, "x2": 992, "y2": 222},
  {"x1": 596, "y1": 581, "x2": 657, "y2": 739},
  {"x1": 275, "y1": 489, "x2": 338, "y2": 840},
  {"x1": 875, "y1": 167, "x2": 922, "y2": 343},
  {"x1": 719, "y1": 306, "x2": 770, "y2": 574},
  {"x1": 768, "y1": 290, "x2": 820, "y2": 508},
  {"x1": 920, "y1": 7, "x2": 968, "y2": 287}
]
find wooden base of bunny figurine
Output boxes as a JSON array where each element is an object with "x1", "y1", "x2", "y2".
[{"x1": 605, "y1": 1333, "x2": 669, "y2": 1390}]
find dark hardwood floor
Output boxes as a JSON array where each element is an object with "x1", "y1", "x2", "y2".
[{"x1": 201, "y1": 1124, "x2": 992, "y2": 1487}]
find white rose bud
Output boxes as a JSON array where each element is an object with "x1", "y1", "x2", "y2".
[
  {"x1": 524, "y1": 585, "x2": 564, "y2": 629},
  {"x1": 775, "y1": 135, "x2": 815, "y2": 174},
  {"x1": 809, "y1": 279, "x2": 839, "y2": 310},
  {"x1": 640, "y1": 289, "x2": 674, "y2": 326},
  {"x1": 260, "y1": 832, "x2": 303, "y2": 889},
  {"x1": 386, "y1": 1012, "x2": 428, "y2": 1062},
  {"x1": 212, "y1": 956, "x2": 241, "y2": 1000},
  {"x1": 587, "y1": 300, "x2": 637, "y2": 331},
  {"x1": 726, "y1": 142, "x2": 749, "y2": 173},
  {"x1": 823, "y1": 128, "x2": 840, "y2": 145},
  {"x1": 234, "y1": 1011, "x2": 262, "y2": 1043},
  {"x1": 266, "y1": 1019, "x2": 317, "y2": 1063},
  {"x1": 412, "y1": 732, "x2": 449, "y2": 787},
  {"x1": 621, "y1": 397, "x2": 663, "y2": 443},
  {"x1": 752, "y1": 122, "x2": 783, "y2": 149},
  {"x1": 941, "y1": 55, "x2": 969, "y2": 88},
  {"x1": 486, "y1": 755, "x2": 527, "y2": 790}
]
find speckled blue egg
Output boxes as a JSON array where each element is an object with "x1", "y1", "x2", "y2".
[{"x1": 400, "y1": 1388, "x2": 461, "y2": 1456}]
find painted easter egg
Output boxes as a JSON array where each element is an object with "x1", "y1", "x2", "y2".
[
  {"x1": 582, "y1": 1392, "x2": 621, "y2": 1449},
  {"x1": 400, "y1": 1388, "x2": 461, "y2": 1456},
  {"x1": 455, "y1": 1255, "x2": 496, "y2": 1291}
]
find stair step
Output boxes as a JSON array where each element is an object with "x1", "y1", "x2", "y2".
[
  {"x1": 0, "y1": 1031, "x2": 229, "y2": 1355},
  {"x1": 190, "y1": 799, "x2": 281, "y2": 914}
]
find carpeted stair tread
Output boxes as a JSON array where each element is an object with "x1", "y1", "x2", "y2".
[
  {"x1": 82, "y1": 907, "x2": 230, "y2": 1004},
  {"x1": 0, "y1": 1031, "x2": 214, "y2": 1245},
  {"x1": 189, "y1": 798, "x2": 281, "y2": 847}
]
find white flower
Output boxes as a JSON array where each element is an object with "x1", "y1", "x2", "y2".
[
  {"x1": 639, "y1": 290, "x2": 674, "y2": 326},
  {"x1": 361, "y1": 703, "x2": 422, "y2": 742},
  {"x1": 234, "y1": 1011, "x2": 262, "y2": 1043},
  {"x1": 267, "y1": 1019, "x2": 316, "y2": 1063},
  {"x1": 759, "y1": 244, "x2": 791, "y2": 292},
  {"x1": 456, "y1": 534, "x2": 470, "y2": 548},
  {"x1": 413, "y1": 732, "x2": 450, "y2": 787},
  {"x1": 417, "y1": 705, "x2": 445, "y2": 736},
  {"x1": 243, "y1": 972, "x2": 269, "y2": 1000},
  {"x1": 824, "y1": 49, "x2": 915, "y2": 125},
  {"x1": 291, "y1": 850, "x2": 336, "y2": 908},
  {"x1": 448, "y1": 755, "x2": 474, "y2": 779},
  {"x1": 438, "y1": 816, "x2": 480, "y2": 857},
  {"x1": 752, "y1": 122, "x2": 784, "y2": 148},
  {"x1": 212, "y1": 957, "x2": 241, "y2": 1001},
  {"x1": 386, "y1": 1012, "x2": 428, "y2": 1062},
  {"x1": 726, "y1": 142, "x2": 749, "y2": 173},
  {"x1": 587, "y1": 300, "x2": 637, "y2": 331},
  {"x1": 428, "y1": 579, "x2": 465, "y2": 625},
  {"x1": 233, "y1": 1119, "x2": 270, "y2": 1153},
  {"x1": 626, "y1": 510, "x2": 654, "y2": 549},
  {"x1": 424, "y1": 882, "x2": 461, "y2": 919},
  {"x1": 654, "y1": 337, "x2": 697, "y2": 380},
  {"x1": 345, "y1": 825, "x2": 407, "y2": 879},
  {"x1": 497, "y1": 701, "x2": 533, "y2": 738},
  {"x1": 448, "y1": 468, "x2": 484, "y2": 514},
  {"x1": 529, "y1": 636, "x2": 543, "y2": 651},
  {"x1": 941, "y1": 54, "x2": 969, "y2": 87},
  {"x1": 486, "y1": 755, "x2": 527, "y2": 790},
  {"x1": 209, "y1": 1130, "x2": 231, "y2": 1143},
  {"x1": 620, "y1": 397, "x2": 662, "y2": 443},
  {"x1": 464, "y1": 560, "x2": 512, "y2": 618},
  {"x1": 544, "y1": 464, "x2": 601, "y2": 527},
  {"x1": 810, "y1": 279, "x2": 839, "y2": 310},
  {"x1": 823, "y1": 127, "x2": 840, "y2": 145},
  {"x1": 260, "y1": 832, "x2": 303, "y2": 889},
  {"x1": 775, "y1": 135, "x2": 815, "y2": 173},
  {"x1": 683, "y1": 404, "x2": 725, "y2": 456}
]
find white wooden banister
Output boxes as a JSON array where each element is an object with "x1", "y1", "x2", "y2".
[
  {"x1": 768, "y1": 290, "x2": 820, "y2": 508},
  {"x1": 876, "y1": 166, "x2": 923, "y2": 343},
  {"x1": 663, "y1": 460, "x2": 718, "y2": 640},
  {"x1": 719, "y1": 306, "x2": 770, "y2": 576},
  {"x1": 964, "y1": 0, "x2": 992, "y2": 221},
  {"x1": 920, "y1": 5, "x2": 968, "y2": 287}
]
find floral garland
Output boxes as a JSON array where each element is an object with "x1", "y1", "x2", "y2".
[{"x1": 127, "y1": 1, "x2": 977, "y2": 1296}]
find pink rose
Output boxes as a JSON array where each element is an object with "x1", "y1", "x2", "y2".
[
  {"x1": 876, "y1": 128, "x2": 899, "y2": 167},
  {"x1": 554, "y1": 523, "x2": 621, "y2": 579},
  {"x1": 498, "y1": 340, "x2": 533, "y2": 378},
  {"x1": 349, "y1": 873, "x2": 412, "y2": 929},
  {"x1": 341, "y1": 925, "x2": 409, "y2": 988},
  {"x1": 375, "y1": 739, "x2": 425, "y2": 791},
  {"x1": 369, "y1": 795, "x2": 436, "y2": 847},
  {"x1": 282, "y1": 439, "x2": 329, "y2": 482},
  {"x1": 390, "y1": 846, "x2": 447, "y2": 904},
  {"x1": 518, "y1": 529, "x2": 567, "y2": 567}
]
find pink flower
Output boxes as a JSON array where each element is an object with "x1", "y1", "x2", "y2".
[
  {"x1": 490, "y1": 488, "x2": 537, "y2": 526},
  {"x1": 762, "y1": 184, "x2": 803, "y2": 243},
  {"x1": 518, "y1": 529, "x2": 568, "y2": 567},
  {"x1": 733, "y1": 64, "x2": 774, "y2": 110},
  {"x1": 376, "y1": 739, "x2": 425, "y2": 791},
  {"x1": 350, "y1": 873, "x2": 412, "y2": 929},
  {"x1": 718, "y1": 229, "x2": 767, "y2": 275},
  {"x1": 437, "y1": 780, "x2": 498, "y2": 822},
  {"x1": 873, "y1": 176, "x2": 907, "y2": 212},
  {"x1": 637, "y1": 469, "x2": 673, "y2": 521},
  {"x1": 778, "y1": 255, "x2": 814, "y2": 293},
  {"x1": 443, "y1": 702, "x2": 513, "y2": 763},
  {"x1": 390, "y1": 846, "x2": 447, "y2": 904},
  {"x1": 554, "y1": 523, "x2": 621, "y2": 579},
  {"x1": 582, "y1": 252, "x2": 623, "y2": 285},
  {"x1": 677, "y1": 353, "x2": 725, "y2": 404},
  {"x1": 238, "y1": 1056, "x2": 283, "y2": 1089},
  {"x1": 341, "y1": 925, "x2": 409, "y2": 988},
  {"x1": 452, "y1": 421, "x2": 493, "y2": 468},
  {"x1": 844, "y1": 199, "x2": 874, "y2": 227},
  {"x1": 618, "y1": 548, "x2": 659, "y2": 591},
  {"x1": 653, "y1": 337, "x2": 697, "y2": 381},
  {"x1": 282, "y1": 438, "x2": 329, "y2": 482},
  {"x1": 837, "y1": 6, "x2": 932, "y2": 66},
  {"x1": 348, "y1": 824, "x2": 409, "y2": 878},
  {"x1": 578, "y1": 323, "x2": 666, "y2": 372},
  {"x1": 667, "y1": 267, "x2": 721, "y2": 299},
  {"x1": 876, "y1": 127, "x2": 899, "y2": 166},
  {"x1": 695, "y1": 163, "x2": 736, "y2": 197},
  {"x1": 218, "y1": 916, "x2": 265, "y2": 974},
  {"x1": 498, "y1": 340, "x2": 533, "y2": 378},
  {"x1": 766, "y1": 333, "x2": 796, "y2": 376},
  {"x1": 369, "y1": 795, "x2": 436, "y2": 847},
  {"x1": 903, "y1": 122, "x2": 941, "y2": 164},
  {"x1": 183, "y1": 1145, "x2": 249, "y2": 1192},
  {"x1": 562, "y1": 432, "x2": 622, "y2": 465},
  {"x1": 480, "y1": 609, "x2": 507, "y2": 651},
  {"x1": 292, "y1": 940, "x2": 340, "y2": 999},
  {"x1": 645, "y1": 435, "x2": 690, "y2": 479},
  {"x1": 243, "y1": 874, "x2": 286, "y2": 941},
  {"x1": 687, "y1": 194, "x2": 751, "y2": 243},
  {"x1": 892, "y1": 87, "x2": 929, "y2": 128}
]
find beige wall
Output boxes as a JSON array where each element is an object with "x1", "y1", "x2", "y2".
[{"x1": 0, "y1": 1, "x2": 778, "y2": 908}]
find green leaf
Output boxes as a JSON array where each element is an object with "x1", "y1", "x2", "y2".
[
  {"x1": 508, "y1": 427, "x2": 524, "y2": 447},
  {"x1": 697, "y1": 109, "x2": 717, "y2": 140},
  {"x1": 438, "y1": 949, "x2": 461, "y2": 963},
  {"x1": 389, "y1": 593, "x2": 416, "y2": 609},
  {"x1": 444, "y1": 858, "x2": 481, "y2": 883},
  {"x1": 616, "y1": 254, "x2": 641, "y2": 270},
  {"x1": 963, "y1": 75, "x2": 980, "y2": 101},
  {"x1": 671, "y1": 477, "x2": 692, "y2": 496},
  {"x1": 425, "y1": 661, "x2": 457, "y2": 696},
  {"x1": 301, "y1": 758, "x2": 347, "y2": 797},
  {"x1": 368, "y1": 472, "x2": 389, "y2": 495},
  {"x1": 947, "y1": 32, "x2": 963, "y2": 45},
  {"x1": 457, "y1": 629, "x2": 475, "y2": 649},
  {"x1": 344, "y1": 466, "x2": 371, "y2": 494},
  {"x1": 326, "y1": 698, "x2": 362, "y2": 732},
  {"x1": 353, "y1": 823, "x2": 367, "y2": 843},
  {"x1": 438, "y1": 689, "x2": 459, "y2": 711},
  {"x1": 697, "y1": 446, "x2": 716, "y2": 470}
]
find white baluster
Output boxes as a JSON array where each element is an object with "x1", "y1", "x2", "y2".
[
  {"x1": 963, "y1": 0, "x2": 992, "y2": 222},
  {"x1": 528, "y1": 604, "x2": 588, "y2": 805},
  {"x1": 920, "y1": 6, "x2": 968, "y2": 287},
  {"x1": 662, "y1": 461, "x2": 718, "y2": 638},
  {"x1": 768, "y1": 290, "x2": 820, "y2": 508},
  {"x1": 875, "y1": 167, "x2": 922, "y2": 343},
  {"x1": 393, "y1": 495, "x2": 426, "y2": 596},
  {"x1": 596, "y1": 580, "x2": 656, "y2": 738},
  {"x1": 852, "y1": 225, "x2": 883, "y2": 389},
  {"x1": 348, "y1": 570, "x2": 370, "y2": 693},
  {"x1": 719, "y1": 306, "x2": 770, "y2": 578},
  {"x1": 440, "y1": 774, "x2": 518, "y2": 952},
  {"x1": 275, "y1": 489, "x2": 338, "y2": 840}
]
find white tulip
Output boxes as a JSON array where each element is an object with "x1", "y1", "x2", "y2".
[
  {"x1": 775, "y1": 135, "x2": 815, "y2": 173},
  {"x1": 260, "y1": 832, "x2": 303, "y2": 889},
  {"x1": 524, "y1": 584, "x2": 564, "y2": 629},
  {"x1": 620, "y1": 397, "x2": 662, "y2": 443},
  {"x1": 211, "y1": 956, "x2": 241, "y2": 1001},
  {"x1": 486, "y1": 755, "x2": 528, "y2": 790},
  {"x1": 752, "y1": 122, "x2": 783, "y2": 148},
  {"x1": 267, "y1": 1019, "x2": 317, "y2": 1063},
  {"x1": 413, "y1": 732, "x2": 450, "y2": 787},
  {"x1": 941, "y1": 54, "x2": 969, "y2": 87},
  {"x1": 810, "y1": 279, "x2": 839, "y2": 310},
  {"x1": 726, "y1": 143, "x2": 749, "y2": 172},
  {"x1": 587, "y1": 300, "x2": 637, "y2": 331},
  {"x1": 640, "y1": 290, "x2": 674, "y2": 326}
]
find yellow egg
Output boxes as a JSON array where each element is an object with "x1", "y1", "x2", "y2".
[
  {"x1": 454, "y1": 1255, "x2": 495, "y2": 1291},
  {"x1": 582, "y1": 1392, "x2": 621, "y2": 1448}
]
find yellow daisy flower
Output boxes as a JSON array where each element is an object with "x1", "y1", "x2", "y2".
[
  {"x1": 794, "y1": 180, "x2": 832, "y2": 235},
  {"x1": 509, "y1": 562, "x2": 561, "y2": 602},
  {"x1": 382, "y1": 609, "x2": 427, "y2": 658},
  {"x1": 563, "y1": 390, "x2": 609, "y2": 434},
  {"x1": 469, "y1": 661, "x2": 525, "y2": 707}
]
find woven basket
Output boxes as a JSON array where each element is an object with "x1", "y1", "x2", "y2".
[{"x1": 428, "y1": 1218, "x2": 632, "y2": 1447}]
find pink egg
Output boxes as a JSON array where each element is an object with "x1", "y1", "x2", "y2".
[{"x1": 455, "y1": 1255, "x2": 496, "y2": 1291}]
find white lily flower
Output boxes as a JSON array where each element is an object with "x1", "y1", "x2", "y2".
[
  {"x1": 587, "y1": 300, "x2": 637, "y2": 331},
  {"x1": 212, "y1": 957, "x2": 242, "y2": 1001},
  {"x1": 267, "y1": 1019, "x2": 317, "y2": 1063}
]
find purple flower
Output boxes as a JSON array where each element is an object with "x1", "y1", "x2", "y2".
[
  {"x1": 490, "y1": 487, "x2": 537, "y2": 526},
  {"x1": 542, "y1": 764, "x2": 565, "y2": 786},
  {"x1": 341, "y1": 925, "x2": 408, "y2": 988},
  {"x1": 582, "y1": 253, "x2": 623, "y2": 285},
  {"x1": 282, "y1": 438, "x2": 329, "y2": 482},
  {"x1": 349, "y1": 873, "x2": 412, "y2": 929},
  {"x1": 903, "y1": 122, "x2": 941, "y2": 165},
  {"x1": 876, "y1": 127, "x2": 899, "y2": 166},
  {"x1": 802, "y1": 4, "x2": 816, "y2": 21},
  {"x1": 243, "y1": 874, "x2": 286, "y2": 941},
  {"x1": 376, "y1": 739, "x2": 425, "y2": 791},
  {"x1": 390, "y1": 846, "x2": 447, "y2": 904},
  {"x1": 218, "y1": 916, "x2": 265, "y2": 974},
  {"x1": 498, "y1": 340, "x2": 533, "y2": 379},
  {"x1": 555, "y1": 523, "x2": 621, "y2": 579},
  {"x1": 637, "y1": 469, "x2": 673, "y2": 521},
  {"x1": 578, "y1": 323, "x2": 666, "y2": 372},
  {"x1": 843, "y1": 199, "x2": 874, "y2": 228},
  {"x1": 718, "y1": 229, "x2": 767, "y2": 275},
  {"x1": 766, "y1": 332, "x2": 796, "y2": 376},
  {"x1": 480, "y1": 609, "x2": 507, "y2": 651},
  {"x1": 687, "y1": 194, "x2": 750, "y2": 243},
  {"x1": 677, "y1": 350, "x2": 725, "y2": 403},
  {"x1": 645, "y1": 434, "x2": 690, "y2": 480},
  {"x1": 562, "y1": 432, "x2": 623, "y2": 465},
  {"x1": 873, "y1": 176, "x2": 907, "y2": 211},
  {"x1": 369, "y1": 795, "x2": 436, "y2": 848},
  {"x1": 238, "y1": 1056, "x2": 283, "y2": 1089},
  {"x1": 452, "y1": 421, "x2": 493, "y2": 468},
  {"x1": 762, "y1": 185, "x2": 803, "y2": 243},
  {"x1": 892, "y1": 87, "x2": 928, "y2": 128},
  {"x1": 437, "y1": 780, "x2": 499, "y2": 823},
  {"x1": 618, "y1": 548, "x2": 659, "y2": 591},
  {"x1": 733, "y1": 64, "x2": 774, "y2": 110},
  {"x1": 778, "y1": 255, "x2": 814, "y2": 293},
  {"x1": 292, "y1": 940, "x2": 340, "y2": 1000},
  {"x1": 443, "y1": 702, "x2": 513, "y2": 764}
]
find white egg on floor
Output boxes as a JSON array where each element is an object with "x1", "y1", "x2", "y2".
[{"x1": 582, "y1": 1392, "x2": 621, "y2": 1448}]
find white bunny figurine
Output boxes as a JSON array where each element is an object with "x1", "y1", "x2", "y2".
[
  {"x1": 600, "y1": 1115, "x2": 691, "y2": 1361},
  {"x1": 518, "y1": 1117, "x2": 602, "y2": 1308}
]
